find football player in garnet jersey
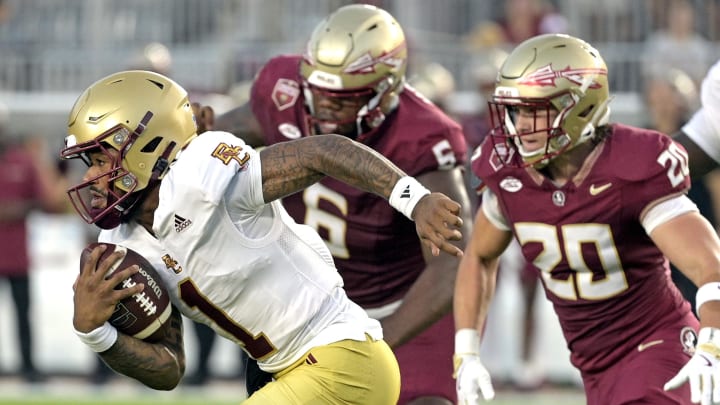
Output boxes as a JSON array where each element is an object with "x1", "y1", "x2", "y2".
[
  {"x1": 453, "y1": 33, "x2": 720, "y2": 405},
  {"x1": 215, "y1": 5, "x2": 472, "y2": 404},
  {"x1": 63, "y1": 70, "x2": 466, "y2": 404}
]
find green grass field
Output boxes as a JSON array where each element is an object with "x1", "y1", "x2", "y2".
[
  {"x1": 0, "y1": 401, "x2": 236, "y2": 405},
  {"x1": 0, "y1": 378, "x2": 586, "y2": 405},
  {"x1": 0, "y1": 392, "x2": 586, "y2": 405}
]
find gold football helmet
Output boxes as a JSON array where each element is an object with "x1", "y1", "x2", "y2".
[
  {"x1": 300, "y1": 4, "x2": 407, "y2": 139},
  {"x1": 488, "y1": 33, "x2": 611, "y2": 168},
  {"x1": 61, "y1": 70, "x2": 197, "y2": 228}
]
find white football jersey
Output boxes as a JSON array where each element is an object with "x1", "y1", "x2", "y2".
[
  {"x1": 683, "y1": 59, "x2": 720, "y2": 163},
  {"x1": 100, "y1": 131, "x2": 382, "y2": 373}
]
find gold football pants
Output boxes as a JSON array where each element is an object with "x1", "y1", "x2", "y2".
[{"x1": 244, "y1": 335, "x2": 400, "y2": 404}]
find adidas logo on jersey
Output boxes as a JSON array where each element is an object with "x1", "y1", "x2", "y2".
[
  {"x1": 174, "y1": 214, "x2": 192, "y2": 232},
  {"x1": 400, "y1": 185, "x2": 411, "y2": 198}
]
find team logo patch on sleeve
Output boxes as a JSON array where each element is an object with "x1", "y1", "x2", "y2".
[
  {"x1": 211, "y1": 143, "x2": 251, "y2": 166},
  {"x1": 680, "y1": 326, "x2": 697, "y2": 355},
  {"x1": 272, "y1": 78, "x2": 300, "y2": 111}
]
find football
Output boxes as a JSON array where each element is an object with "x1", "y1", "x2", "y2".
[{"x1": 80, "y1": 242, "x2": 171, "y2": 342}]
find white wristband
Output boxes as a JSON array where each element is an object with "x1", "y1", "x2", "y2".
[
  {"x1": 75, "y1": 322, "x2": 118, "y2": 353},
  {"x1": 389, "y1": 176, "x2": 431, "y2": 220},
  {"x1": 696, "y1": 282, "x2": 720, "y2": 314},
  {"x1": 455, "y1": 328, "x2": 481, "y2": 355}
]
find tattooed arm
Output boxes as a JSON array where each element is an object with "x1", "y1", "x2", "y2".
[
  {"x1": 259, "y1": 134, "x2": 401, "y2": 202},
  {"x1": 74, "y1": 245, "x2": 186, "y2": 390},
  {"x1": 259, "y1": 134, "x2": 465, "y2": 257},
  {"x1": 98, "y1": 306, "x2": 185, "y2": 390}
]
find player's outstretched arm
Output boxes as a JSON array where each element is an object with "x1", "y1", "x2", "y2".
[
  {"x1": 454, "y1": 205, "x2": 514, "y2": 404},
  {"x1": 652, "y1": 211, "x2": 720, "y2": 403},
  {"x1": 73, "y1": 245, "x2": 186, "y2": 390},
  {"x1": 258, "y1": 134, "x2": 464, "y2": 256}
]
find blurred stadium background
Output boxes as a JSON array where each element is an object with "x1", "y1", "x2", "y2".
[{"x1": 1, "y1": 0, "x2": 718, "y2": 403}]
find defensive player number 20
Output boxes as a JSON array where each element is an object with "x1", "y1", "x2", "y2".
[{"x1": 514, "y1": 222, "x2": 629, "y2": 301}]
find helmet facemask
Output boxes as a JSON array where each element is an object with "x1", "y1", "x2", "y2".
[
  {"x1": 63, "y1": 125, "x2": 141, "y2": 229},
  {"x1": 489, "y1": 91, "x2": 592, "y2": 168},
  {"x1": 302, "y1": 74, "x2": 400, "y2": 139}
]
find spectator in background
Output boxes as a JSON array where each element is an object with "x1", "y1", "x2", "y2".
[
  {"x1": 464, "y1": 0, "x2": 568, "y2": 54},
  {"x1": 496, "y1": 0, "x2": 569, "y2": 45},
  {"x1": 642, "y1": 0, "x2": 711, "y2": 87},
  {"x1": 0, "y1": 103, "x2": 65, "y2": 383}
]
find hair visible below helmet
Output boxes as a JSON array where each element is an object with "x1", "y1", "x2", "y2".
[
  {"x1": 300, "y1": 4, "x2": 407, "y2": 139},
  {"x1": 488, "y1": 33, "x2": 612, "y2": 168},
  {"x1": 61, "y1": 70, "x2": 197, "y2": 228}
]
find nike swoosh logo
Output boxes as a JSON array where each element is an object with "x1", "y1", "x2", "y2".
[
  {"x1": 637, "y1": 339, "x2": 664, "y2": 352},
  {"x1": 589, "y1": 182, "x2": 613, "y2": 195}
]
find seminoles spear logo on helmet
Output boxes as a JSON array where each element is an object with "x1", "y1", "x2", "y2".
[
  {"x1": 517, "y1": 64, "x2": 608, "y2": 88},
  {"x1": 487, "y1": 33, "x2": 612, "y2": 169}
]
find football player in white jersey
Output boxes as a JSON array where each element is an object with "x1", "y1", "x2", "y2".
[
  {"x1": 63, "y1": 70, "x2": 465, "y2": 405},
  {"x1": 675, "y1": 59, "x2": 720, "y2": 178}
]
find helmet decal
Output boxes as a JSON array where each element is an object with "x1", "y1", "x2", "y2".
[
  {"x1": 344, "y1": 43, "x2": 407, "y2": 75},
  {"x1": 517, "y1": 64, "x2": 607, "y2": 88}
]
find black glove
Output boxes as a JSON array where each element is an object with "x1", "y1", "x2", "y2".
[{"x1": 245, "y1": 357, "x2": 273, "y2": 396}]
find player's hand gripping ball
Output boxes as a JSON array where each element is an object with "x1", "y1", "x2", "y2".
[{"x1": 80, "y1": 243, "x2": 171, "y2": 342}]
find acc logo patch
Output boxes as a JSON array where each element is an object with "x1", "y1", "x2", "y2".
[
  {"x1": 500, "y1": 176, "x2": 522, "y2": 192},
  {"x1": 278, "y1": 123, "x2": 302, "y2": 139},
  {"x1": 272, "y1": 79, "x2": 300, "y2": 111}
]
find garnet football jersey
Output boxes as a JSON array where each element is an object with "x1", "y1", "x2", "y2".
[
  {"x1": 250, "y1": 55, "x2": 467, "y2": 308},
  {"x1": 473, "y1": 124, "x2": 697, "y2": 373}
]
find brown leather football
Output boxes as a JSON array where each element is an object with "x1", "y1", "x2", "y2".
[{"x1": 80, "y1": 242, "x2": 171, "y2": 342}]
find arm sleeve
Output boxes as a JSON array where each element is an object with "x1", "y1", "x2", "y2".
[
  {"x1": 641, "y1": 195, "x2": 699, "y2": 235},
  {"x1": 481, "y1": 188, "x2": 511, "y2": 231}
]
